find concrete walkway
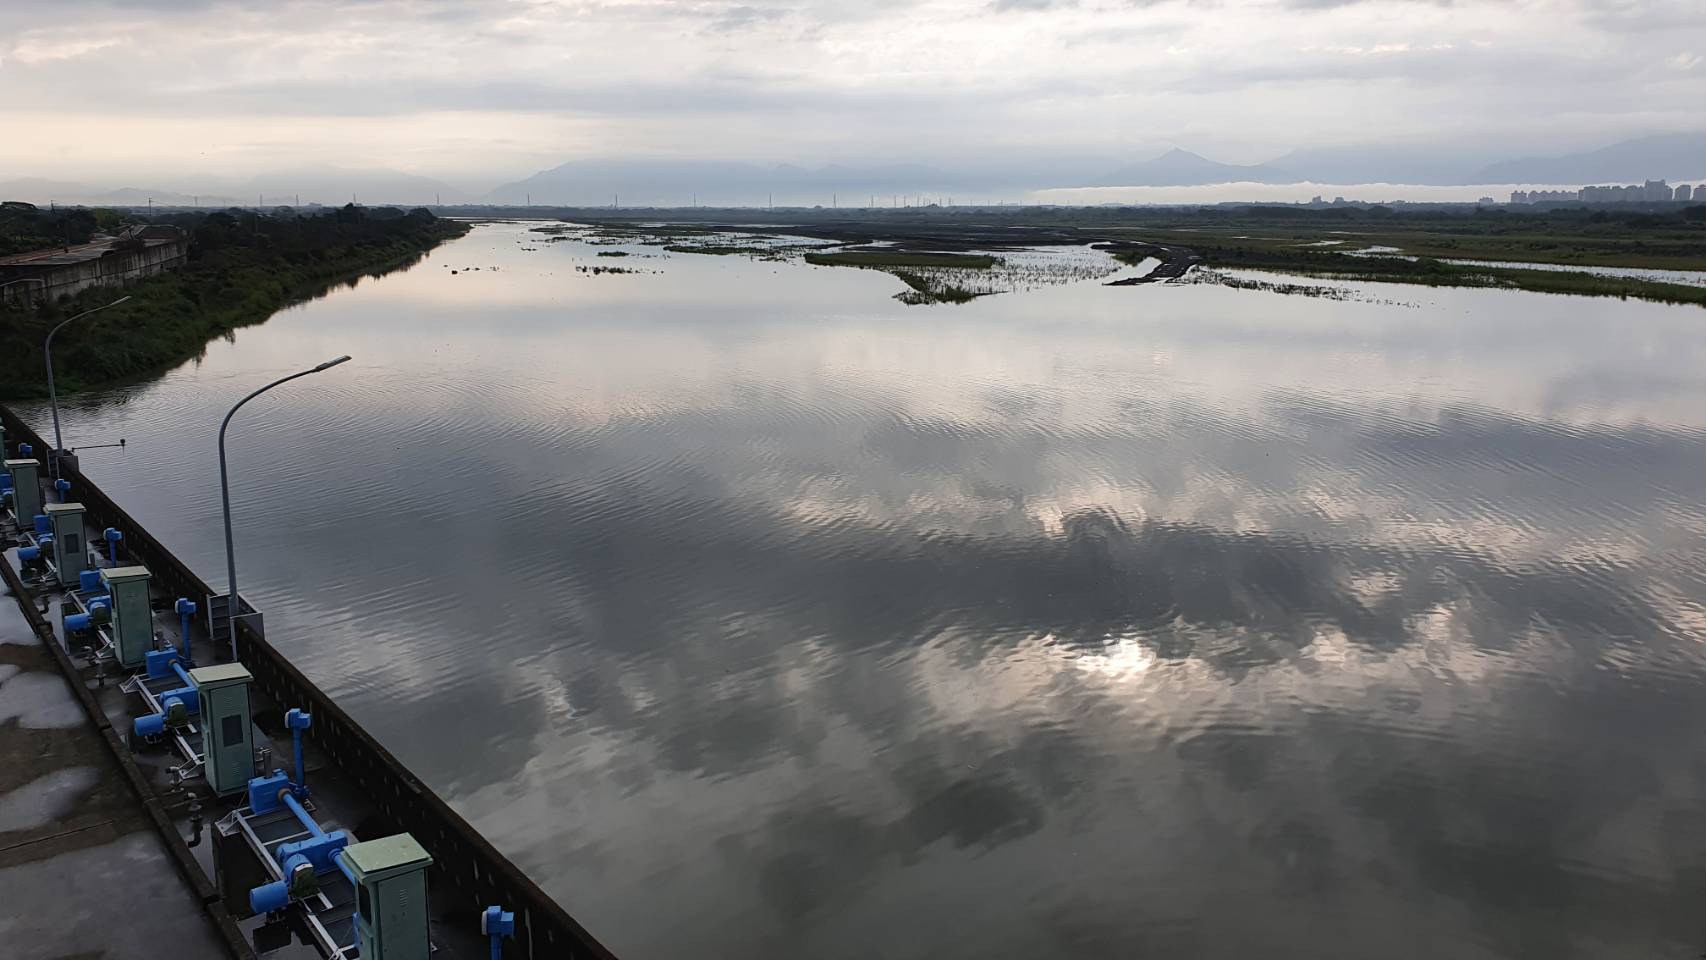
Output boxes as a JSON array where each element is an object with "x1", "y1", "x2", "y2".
[{"x1": 0, "y1": 579, "x2": 229, "y2": 960}]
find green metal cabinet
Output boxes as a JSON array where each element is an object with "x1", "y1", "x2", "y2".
[
  {"x1": 100, "y1": 565, "x2": 154, "y2": 668},
  {"x1": 5, "y1": 458, "x2": 41, "y2": 522},
  {"x1": 44, "y1": 502, "x2": 87, "y2": 586},
  {"x1": 344, "y1": 834, "x2": 434, "y2": 960},
  {"x1": 189, "y1": 663, "x2": 254, "y2": 795}
]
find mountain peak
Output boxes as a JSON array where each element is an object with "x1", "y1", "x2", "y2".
[{"x1": 1094, "y1": 148, "x2": 1295, "y2": 187}]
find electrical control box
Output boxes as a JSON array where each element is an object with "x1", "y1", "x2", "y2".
[
  {"x1": 100, "y1": 565, "x2": 155, "y2": 669},
  {"x1": 4, "y1": 458, "x2": 40, "y2": 521},
  {"x1": 189, "y1": 663, "x2": 254, "y2": 796},
  {"x1": 44, "y1": 502, "x2": 87, "y2": 586},
  {"x1": 343, "y1": 834, "x2": 433, "y2": 960}
]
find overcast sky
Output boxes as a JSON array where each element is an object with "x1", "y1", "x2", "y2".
[{"x1": 1, "y1": 0, "x2": 1702, "y2": 190}]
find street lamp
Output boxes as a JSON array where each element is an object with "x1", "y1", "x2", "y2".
[
  {"x1": 1, "y1": 277, "x2": 47, "y2": 300},
  {"x1": 217, "y1": 355, "x2": 351, "y2": 660},
  {"x1": 44, "y1": 294, "x2": 131, "y2": 476}
]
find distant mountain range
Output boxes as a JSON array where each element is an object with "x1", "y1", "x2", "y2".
[
  {"x1": 237, "y1": 167, "x2": 468, "y2": 206},
  {"x1": 484, "y1": 159, "x2": 981, "y2": 207},
  {"x1": 1093, "y1": 148, "x2": 1295, "y2": 187},
  {"x1": 3, "y1": 134, "x2": 1702, "y2": 208},
  {"x1": 1092, "y1": 135, "x2": 1706, "y2": 188},
  {"x1": 1470, "y1": 133, "x2": 1706, "y2": 185},
  {"x1": 0, "y1": 166, "x2": 467, "y2": 210}
]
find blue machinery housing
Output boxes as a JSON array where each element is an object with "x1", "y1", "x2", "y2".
[{"x1": 2, "y1": 407, "x2": 611, "y2": 960}]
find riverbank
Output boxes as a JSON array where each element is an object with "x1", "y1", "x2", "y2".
[
  {"x1": 0, "y1": 207, "x2": 468, "y2": 398},
  {"x1": 558, "y1": 206, "x2": 1706, "y2": 305},
  {"x1": 1175, "y1": 236, "x2": 1706, "y2": 305}
]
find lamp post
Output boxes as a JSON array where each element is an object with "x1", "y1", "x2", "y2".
[
  {"x1": 1, "y1": 277, "x2": 47, "y2": 302},
  {"x1": 44, "y1": 294, "x2": 131, "y2": 477},
  {"x1": 217, "y1": 356, "x2": 351, "y2": 661}
]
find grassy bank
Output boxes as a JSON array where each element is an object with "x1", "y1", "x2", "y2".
[
  {"x1": 0, "y1": 206, "x2": 467, "y2": 397},
  {"x1": 1181, "y1": 238, "x2": 1706, "y2": 306},
  {"x1": 663, "y1": 243, "x2": 775, "y2": 256},
  {"x1": 804, "y1": 250, "x2": 996, "y2": 269}
]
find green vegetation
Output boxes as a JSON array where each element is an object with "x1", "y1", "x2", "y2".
[
  {"x1": 0, "y1": 205, "x2": 467, "y2": 397},
  {"x1": 550, "y1": 204, "x2": 1706, "y2": 305},
  {"x1": 1175, "y1": 236, "x2": 1706, "y2": 306},
  {"x1": 0, "y1": 203, "x2": 107, "y2": 256},
  {"x1": 800, "y1": 250, "x2": 996, "y2": 303},
  {"x1": 891, "y1": 270, "x2": 982, "y2": 305},
  {"x1": 804, "y1": 250, "x2": 997, "y2": 269},
  {"x1": 663, "y1": 244, "x2": 774, "y2": 256}
]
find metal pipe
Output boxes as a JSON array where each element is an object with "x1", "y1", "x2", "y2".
[
  {"x1": 285, "y1": 708, "x2": 312, "y2": 792},
  {"x1": 332, "y1": 848, "x2": 357, "y2": 886},
  {"x1": 44, "y1": 295, "x2": 130, "y2": 478},
  {"x1": 175, "y1": 598, "x2": 196, "y2": 662},
  {"x1": 280, "y1": 791, "x2": 326, "y2": 840},
  {"x1": 295, "y1": 728, "x2": 306, "y2": 791},
  {"x1": 217, "y1": 355, "x2": 351, "y2": 660}
]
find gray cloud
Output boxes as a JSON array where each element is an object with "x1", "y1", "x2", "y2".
[{"x1": 1, "y1": 0, "x2": 1703, "y2": 209}]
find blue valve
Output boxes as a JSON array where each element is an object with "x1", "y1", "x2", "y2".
[
  {"x1": 54, "y1": 477, "x2": 70, "y2": 502},
  {"x1": 483, "y1": 906, "x2": 516, "y2": 960}
]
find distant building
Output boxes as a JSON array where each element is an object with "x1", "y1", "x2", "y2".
[
  {"x1": 1644, "y1": 179, "x2": 1671, "y2": 202},
  {"x1": 1478, "y1": 196, "x2": 1496, "y2": 205},
  {"x1": 1677, "y1": 184, "x2": 1694, "y2": 202},
  {"x1": 1510, "y1": 188, "x2": 1577, "y2": 204}
]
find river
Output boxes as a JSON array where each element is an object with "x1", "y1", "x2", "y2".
[{"x1": 17, "y1": 221, "x2": 1706, "y2": 959}]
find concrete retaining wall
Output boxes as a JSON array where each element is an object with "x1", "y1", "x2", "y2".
[{"x1": 0, "y1": 238, "x2": 188, "y2": 304}]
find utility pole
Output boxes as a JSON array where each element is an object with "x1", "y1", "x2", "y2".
[
  {"x1": 833, "y1": 193, "x2": 836, "y2": 209},
  {"x1": 526, "y1": 192, "x2": 531, "y2": 206}
]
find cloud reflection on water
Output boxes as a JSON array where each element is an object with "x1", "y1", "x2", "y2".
[{"x1": 25, "y1": 223, "x2": 1706, "y2": 960}]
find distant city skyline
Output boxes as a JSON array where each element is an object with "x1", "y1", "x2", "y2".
[{"x1": 1511, "y1": 180, "x2": 1702, "y2": 204}]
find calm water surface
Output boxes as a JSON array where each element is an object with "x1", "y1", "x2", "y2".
[{"x1": 19, "y1": 222, "x2": 1706, "y2": 959}]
